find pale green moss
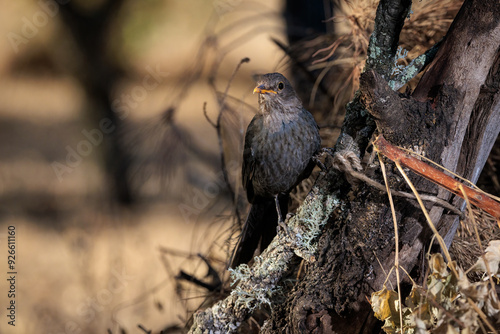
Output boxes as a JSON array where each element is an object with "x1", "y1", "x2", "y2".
[
  {"x1": 229, "y1": 260, "x2": 282, "y2": 310},
  {"x1": 391, "y1": 46, "x2": 409, "y2": 77}
]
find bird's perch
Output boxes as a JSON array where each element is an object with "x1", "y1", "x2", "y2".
[
  {"x1": 188, "y1": 186, "x2": 338, "y2": 333},
  {"x1": 373, "y1": 135, "x2": 500, "y2": 222}
]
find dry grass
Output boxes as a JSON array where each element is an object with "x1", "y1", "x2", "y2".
[
  {"x1": 400, "y1": 0, "x2": 462, "y2": 60},
  {"x1": 451, "y1": 136, "x2": 500, "y2": 273},
  {"x1": 451, "y1": 209, "x2": 500, "y2": 274}
]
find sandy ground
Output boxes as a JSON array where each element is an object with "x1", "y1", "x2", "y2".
[{"x1": 0, "y1": 0, "x2": 287, "y2": 332}]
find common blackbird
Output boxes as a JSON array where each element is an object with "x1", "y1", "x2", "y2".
[{"x1": 230, "y1": 73, "x2": 321, "y2": 267}]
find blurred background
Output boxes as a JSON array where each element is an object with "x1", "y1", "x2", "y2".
[
  {"x1": 0, "y1": 1, "x2": 292, "y2": 333},
  {"x1": 1, "y1": 0, "x2": 493, "y2": 333},
  {"x1": 0, "y1": 0, "x2": 330, "y2": 332}
]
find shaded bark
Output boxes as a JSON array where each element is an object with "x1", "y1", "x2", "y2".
[
  {"x1": 336, "y1": 0, "x2": 412, "y2": 157},
  {"x1": 365, "y1": 0, "x2": 412, "y2": 78}
]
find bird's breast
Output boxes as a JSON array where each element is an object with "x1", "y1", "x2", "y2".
[{"x1": 250, "y1": 111, "x2": 320, "y2": 196}]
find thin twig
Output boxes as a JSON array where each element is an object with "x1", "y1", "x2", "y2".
[
  {"x1": 207, "y1": 58, "x2": 251, "y2": 225},
  {"x1": 137, "y1": 324, "x2": 152, "y2": 334},
  {"x1": 218, "y1": 59, "x2": 250, "y2": 223},
  {"x1": 466, "y1": 297, "x2": 497, "y2": 334},
  {"x1": 203, "y1": 102, "x2": 217, "y2": 128}
]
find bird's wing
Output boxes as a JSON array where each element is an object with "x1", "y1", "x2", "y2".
[{"x1": 241, "y1": 116, "x2": 261, "y2": 203}]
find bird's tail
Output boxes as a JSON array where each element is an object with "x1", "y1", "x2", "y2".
[{"x1": 229, "y1": 195, "x2": 288, "y2": 268}]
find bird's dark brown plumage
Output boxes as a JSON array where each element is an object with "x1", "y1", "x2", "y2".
[{"x1": 230, "y1": 73, "x2": 321, "y2": 267}]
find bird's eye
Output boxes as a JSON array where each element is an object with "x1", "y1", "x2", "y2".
[{"x1": 277, "y1": 82, "x2": 284, "y2": 90}]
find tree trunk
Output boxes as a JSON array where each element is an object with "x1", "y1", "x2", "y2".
[{"x1": 262, "y1": 0, "x2": 500, "y2": 332}]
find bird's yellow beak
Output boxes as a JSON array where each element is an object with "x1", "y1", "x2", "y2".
[{"x1": 253, "y1": 85, "x2": 277, "y2": 95}]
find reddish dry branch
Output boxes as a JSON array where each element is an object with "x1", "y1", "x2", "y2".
[{"x1": 373, "y1": 135, "x2": 500, "y2": 221}]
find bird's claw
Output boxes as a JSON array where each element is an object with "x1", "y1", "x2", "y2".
[
  {"x1": 313, "y1": 155, "x2": 327, "y2": 171},
  {"x1": 313, "y1": 148, "x2": 334, "y2": 171},
  {"x1": 277, "y1": 221, "x2": 291, "y2": 239}
]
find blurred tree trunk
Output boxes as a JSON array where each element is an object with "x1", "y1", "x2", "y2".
[
  {"x1": 59, "y1": 0, "x2": 133, "y2": 204},
  {"x1": 282, "y1": 0, "x2": 336, "y2": 121},
  {"x1": 262, "y1": 0, "x2": 500, "y2": 332},
  {"x1": 284, "y1": 0, "x2": 330, "y2": 44}
]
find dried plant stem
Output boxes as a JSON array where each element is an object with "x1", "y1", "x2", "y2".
[
  {"x1": 378, "y1": 152, "x2": 404, "y2": 331},
  {"x1": 393, "y1": 160, "x2": 455, "y2": 268},
  {"x1": 460, "y1": 184, "x2": 499, "y2": 310},
  {"x1": 466, "y1": 297, "x2": 497, "y2": 334},
  {"x1": 391, "y1": 158, "x2": 494, "y2": 333},
  {"x1": 205, "y1": 58, "x2": 251, "y2": 224},
  {"x1": 393, "y1": 163, "x2": 497, "y2": 334}
]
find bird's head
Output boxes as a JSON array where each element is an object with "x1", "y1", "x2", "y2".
[{"x1": 253, "y1": 73, "x2": 302, "y2": 114}]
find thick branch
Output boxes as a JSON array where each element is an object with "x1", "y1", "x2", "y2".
[
  {"x1": 359, "y1": 69, "x2": 450, "y2": 157},
  {"x1": 336, "y1": 0, "x2": 413, "y2": 156},
  {"x1": 365, "y1": 0, "x2": 412, "y2": 78},
  {"x1": 458, "y1": 48, "x2": 500, "y2": 185},
  {"x1": 359, "y1": 70, "x2": 404, "y2": 134},
  {"x1": 268, "y1": 1, "x2": 500, "y2": 332},
  {"x1": 191, "y1": 1, "x2": 500, "y2": 333}
]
